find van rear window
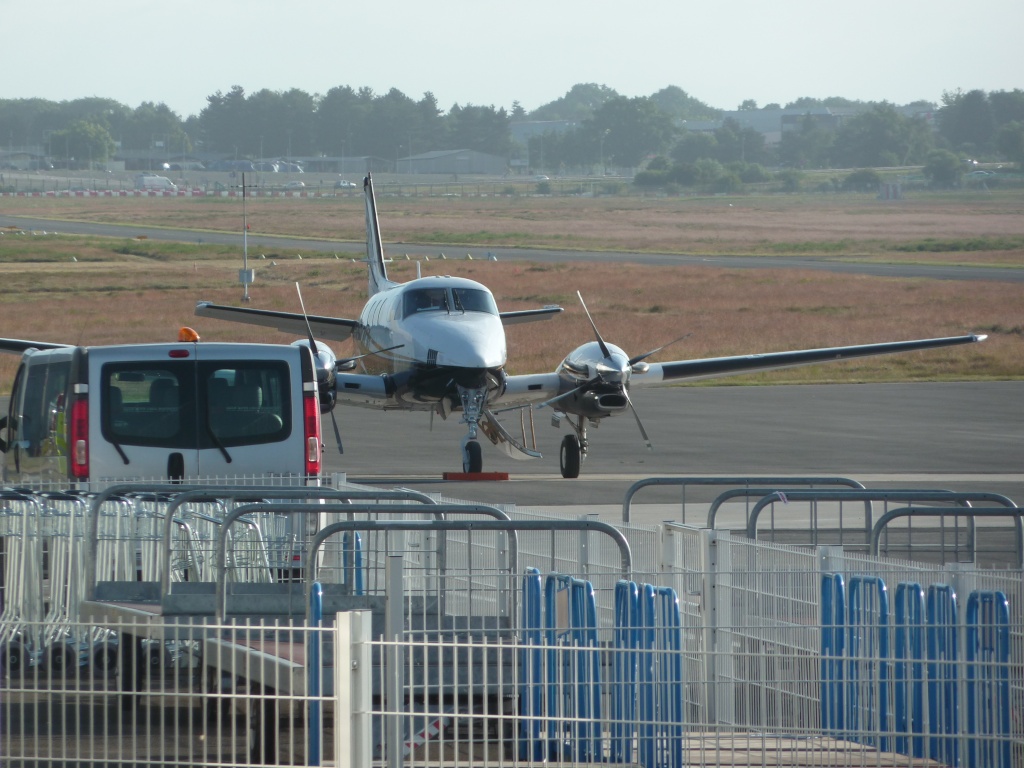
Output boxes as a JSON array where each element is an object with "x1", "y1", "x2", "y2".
[{"x1": 102, "y1": 361, "x2": 291, "y2": 448}]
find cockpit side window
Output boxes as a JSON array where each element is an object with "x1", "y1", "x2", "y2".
[{"x1": 452, "y1": 288, "x2": 499, "y2": 315}]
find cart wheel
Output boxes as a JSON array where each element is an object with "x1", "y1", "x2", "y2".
[
  {"x1": 46, "y1": 643, "x2": 77, "y2": 675},
  {"x1": 92, "y1": 641, "x2": 118, "y2": 677},
  {"x1": 248, "y1": 685, "x2": 277, "y2": 765},
  {"x1": 205, "y1": 667, "x2": 234, "y2": 725},
  {"x1": 1, "y1": 640, "x2": 26, "y2": 678},
  {"x1": 143, "y1": 644, "x2": 166, "y2": 677}
]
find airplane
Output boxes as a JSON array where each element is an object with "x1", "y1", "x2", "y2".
[{"x1": 193, "y1": 174, "x2": 987, "y2": 478}]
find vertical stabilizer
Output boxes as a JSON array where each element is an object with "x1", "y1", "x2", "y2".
[{"x1": 363, "y1": 174, "x2": 391, "y2": 296}]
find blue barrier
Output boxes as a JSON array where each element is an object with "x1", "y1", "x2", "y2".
[
  {"x1": 611, "y1": 580, "x2": 640, "y2": 764},
  {"x1": 341, "y1": 531, "x2": 364, "y2": 595},
  {"x1": 820, "y1": 573, "x2": 846, "y2": 736},
  {"x1": 518, "y1": 568, "x2": 546, "y2": 761},
  {"x1": 846, "y1": 576, "x2": 890, "y2": 752},
  {"x1": 894, "y1": 582, "x2": 926, "y2": 758},
  {"x1": 927, "y1": 584, "x2": 960, "y2": 766},
  {"x1": 965, "y1": 591, "x2": 1011, "y2": 768},
  {"x1": 638, "y1": 584, "x2": 684, "y2": 768}
]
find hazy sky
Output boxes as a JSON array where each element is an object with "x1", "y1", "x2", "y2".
[{"x1": 5, "y1": 0, "x2": 1021, "y2": 118}]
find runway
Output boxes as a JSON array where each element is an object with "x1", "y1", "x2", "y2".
[{"x1": 326, "y1": 381, "x2": 1024, "y2": 516}]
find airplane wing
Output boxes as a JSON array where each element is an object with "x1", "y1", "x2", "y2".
[
  {"x1": 0, "y1": 337, "x2": 71, "y2": 354},
  {"x1": 632, "y1": 334, "x2": 987, "y2": 385},
  {"x1": 500, "y1": 306, "x2": 563, "y2": 325},
  {"x1": 195, "y1": 301, "x2": 359, "y2": 342}
]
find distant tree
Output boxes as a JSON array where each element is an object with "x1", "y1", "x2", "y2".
[
  {"x1": 778, "y1": 114, "x2": 833, "y2": 168},
  {"x1": 713, "y1": 118, "x2": 766, "y2": 164},
  {"x1": 763, "y1": 103, "x2": 782, "y2": 111},
  {"x1": 587, "y1": 96, "x2": 676, "y2": 168},
  {"x1": 671, "y1": 131, "x2": 718, "y2": 164},
  {"x1": 510, "y1": 101, "x2": 527, "y2": 120},
  {"x1": 832, "y1": 104, "x2": 933, "y2": 167},
  {"x1": 446, "y1": 103, "x2": 512, "y2": 155},
  {"x1": 995, "y1": 121, "x2": 1024, "y2": 168},
  {"x1": 938, "y1": 89, "x2": 995, "y2": 152},
  {"x1": 922, "y1": 149, "x2": 962, "y2": 187},
  {"x1": 49, "y1": 120, "x2": 115, "y2": 166},
  {"x1": 841, "y1": 168, "x2": 882, "y2": 192},
  {"x1": 989, "y1": 89, "x2": 1024, "y2": 127},
  {"x1": 646, "y1": 155, "x2": 670, "y2": 171},
  {"x1": 649, "y1": 86, "x2": 720, "y2": 121},
  {"x1": 738, "y1": 99, "x2": 758, "y2": 111},
  {"x1": 529, "y1": 83, "x2": 619, "y2": 121}
]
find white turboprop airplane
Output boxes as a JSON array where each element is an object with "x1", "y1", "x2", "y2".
[{"x1": 195, "y1": 174, "x2": 987, "y2": 477}]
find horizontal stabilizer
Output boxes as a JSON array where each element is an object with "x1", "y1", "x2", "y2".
[
  {"x1": 0, "y1": 337, "x2": 71, "y2": 354},
  {"x1": 500, "y1": 306, "x2": 564, "y2": 325}
]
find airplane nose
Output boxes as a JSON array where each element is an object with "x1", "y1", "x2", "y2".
[{"x1": 421, "y1": 315, "x2": 506, "y2": 369}]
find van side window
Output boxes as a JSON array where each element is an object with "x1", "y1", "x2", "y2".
[{"x1": 202, "y1": 362, "x2": 290, "y2": 445}]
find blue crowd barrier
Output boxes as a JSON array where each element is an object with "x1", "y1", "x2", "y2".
[
  {"x1": 965, "y1": 591, "x2": 1011, "y2": 768},
  {"x1": 894, "y1": 582, "x2": 926, "y2": 758}
]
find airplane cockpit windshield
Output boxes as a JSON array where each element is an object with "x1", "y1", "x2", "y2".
[{"x1": 403, "y1": 287, "x2": 498, "y2": 318}]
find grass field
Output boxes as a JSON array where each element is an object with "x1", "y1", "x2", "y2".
[{"x1": 0, "y1": 190, "x2": 1020, "y2": 392}]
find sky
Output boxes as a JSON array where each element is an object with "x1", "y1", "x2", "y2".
[{"x1": 4, "y1": 0, "x2": 1021, "y2": 118}]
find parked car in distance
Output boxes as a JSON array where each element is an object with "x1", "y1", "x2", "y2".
[
  {"x1": 285, "y1": 180, "x2": 305, "y2": 189},
  {"x1": 335, "y1": 179, "x2": 357, "y2": 189}
]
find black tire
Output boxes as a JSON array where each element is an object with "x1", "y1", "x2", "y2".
[
  {"x1": 560, "y1": 434, "x2": 581, "y2": 478},
  {"x1": 463, "y1": 440, "x2": 483, "y2": 473},
  {"x1": 1, "y1": 640, "x2": 26, "y2": 678},
  {"x1": 92, "y1": 641, "x2": 118, "y2": 677},
  {"x1": 46, "y1": 642, "x2": 77, "y2": 675}
]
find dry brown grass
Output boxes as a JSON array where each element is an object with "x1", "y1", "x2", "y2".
[{"x1": 0, "y1": 192, "x2": 1020, "y2": 392}]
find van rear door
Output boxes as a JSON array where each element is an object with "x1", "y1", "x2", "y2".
[
  {"x1": 96, "y1": 346, "x2": 202, "y2": 480},
  {"x1": 194, "y1": 345, "x2": 302, "y2": 481}
]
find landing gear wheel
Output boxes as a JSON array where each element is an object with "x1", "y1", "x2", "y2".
[
  {"x1": 463, "y1": 440, "x2": 483, "y2": 473},
  {"x1": 560, "y1": 434, "x2": 582, "y2": 479}
]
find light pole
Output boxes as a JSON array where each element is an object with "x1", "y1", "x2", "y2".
[{"x1": 599, "y1": 129, "x2": 609, "y2": 176}]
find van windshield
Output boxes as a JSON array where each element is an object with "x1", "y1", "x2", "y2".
[{"x1": 102, "y1": 360, "x2": 291, "y2": 448}]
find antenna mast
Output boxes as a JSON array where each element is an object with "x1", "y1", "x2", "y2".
[{"x1": 236, "y1": 172, "x2": 256, "y2": 302}]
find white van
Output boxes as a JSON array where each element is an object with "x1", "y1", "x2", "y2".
[
  {"x1": 134, "y1": 174, "x2": 178, "y2": 192},
  {"x1": 0, "y1": 340, "x2": 322, "y2": 489}
]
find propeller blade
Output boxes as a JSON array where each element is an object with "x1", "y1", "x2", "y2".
[
  {"x1": 337, "y1": 342, "x2": 404, "y2": 367},
  {"x1": 628, "y1": 333, "x2": 692, "y2": 367},
  {"x1": 577, "y1": 291, "x2": 612, "y2": 360},
  {"x1": 294, "y1": 282, "x2": 318, "y2": 350},
  {"x1": 329, "y1": 407, "x2": 344, "y2": 455},
  {"x1": 624, "y1": 389, "x2": 654, "y2": 451}
]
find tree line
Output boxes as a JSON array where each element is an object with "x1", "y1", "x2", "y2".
[{"x1": 1, "y1": 84, "x2": 1021, "y2": 181}]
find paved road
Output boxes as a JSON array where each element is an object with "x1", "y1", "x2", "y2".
[{"x1": 3, "y1": 214, "x2": 1022, "y2": 282}]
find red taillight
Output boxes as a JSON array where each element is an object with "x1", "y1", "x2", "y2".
[
  {"x1": 69, "y1": 397, "x2": 89, "y2": 479},
  {"x1": 303, "y1": 390, "x2": 322, "y2": 477}
]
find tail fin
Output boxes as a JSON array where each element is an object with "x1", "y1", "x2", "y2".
[{"x1": 363, "y1": 174, "x2": 391, "y2": 296}]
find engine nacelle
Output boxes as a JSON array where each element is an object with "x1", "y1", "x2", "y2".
[{"x1": 292, "y1": 339, "x2": 337, "y2": 412}]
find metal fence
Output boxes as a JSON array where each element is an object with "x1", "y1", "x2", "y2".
[{"x1": 2, "y1": 481, "x2": 1022, "y2": 766}]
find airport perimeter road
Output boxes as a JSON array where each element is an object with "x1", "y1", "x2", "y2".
[
  {"x1": 330, "y1": 381, "x2": 1024, "y2": 510},
  {"x1": 3, "y1": 215, "x2": 1022, "y2": 283}
]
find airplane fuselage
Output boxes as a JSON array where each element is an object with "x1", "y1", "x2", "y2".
[{"x1": 355, "y1": 275, "x2": 508, "y2": 410}]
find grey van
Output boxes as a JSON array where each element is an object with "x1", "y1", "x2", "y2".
[{"x1": 0, "y1": 340, "x2": 323, "y2": 489}]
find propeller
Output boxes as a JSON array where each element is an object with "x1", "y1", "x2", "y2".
[
  {"x1": 293, "y1": 282, "x2": 404, "y2": 456},
  {"x1": 538, "y1": 291, "x2": 690, "y2": 452}
]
